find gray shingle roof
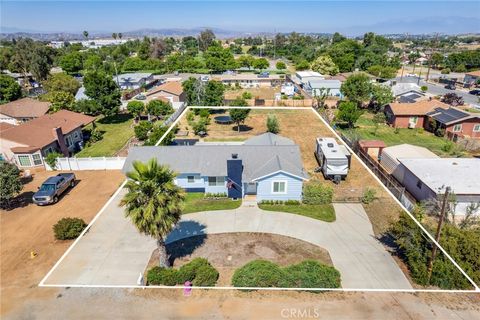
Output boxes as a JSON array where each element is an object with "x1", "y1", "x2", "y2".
[
  {"x1": 123, "y1": 144, "x2": 309, "y2": 181},
  {"x1": 427, "y1": 107, "x2": 471, "y2": 125},
  {"x1": 244, "y1": 132, "x2": 295, "y2": 146}
]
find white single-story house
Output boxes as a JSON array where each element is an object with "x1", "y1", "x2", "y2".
[
  {"x1": 397, "y1": 158, "x2": 480, "y2": 216},
  {"x1": 380, "y1": 144, "x2": 439, "y2": 176},
  {"x1": 391, "y1": 83, "x2": 426, "y2": 103},
  {"x1": 122, "y1": 133, "x2": 309, "y2": 201},
  {"x1": 294, "y1": 71, "x2": 324, "y2": 84},
  {"x1": 304, "y1": 79, "x2": 342, "y2": 97},
  {"x1": 212, "y1": 74, "x2": 283, "y2": 88},
  {"x1": 115, "y1": 73, "x2": 154, "y2": 90}
]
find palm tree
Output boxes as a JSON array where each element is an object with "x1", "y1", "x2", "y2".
[
  {"x1": 83, "y1": 30, "x2": 89, "y2": 40},
  {"x1": 121, "y1": 158, "x2": 184, "y2": 267}
]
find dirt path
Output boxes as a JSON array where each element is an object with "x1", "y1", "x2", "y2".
[{"x1": 0, "y1": 170, "x2": 125, "y2": 316}]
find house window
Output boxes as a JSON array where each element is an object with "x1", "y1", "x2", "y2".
[
  {"x1": 272, "y1": 181, "x2": 287, "y2": 194},
  {"x1": 32, "y1": 154, "x2": 43, "y2": 166},
  {"x1": 208, "y1": 176, "x2": 224, "y2": 186},
  {"x1": 453, "y1": 124, "x2": 462, "y2": 132},
  {"x1": 474, "y1": 124, "x2": 480, "y2": 132},
  {"x1": 409, "y1": 116, "x2": 418, "y2": 124},
  {"x1": 187, "y1": 176, "x2": 195, "y2": 183},
  {"x1": 17, "y1": 155, "x2": 32, "y2": 167},
  {"x1": 416, "y1": 179, "x2": 422, "y2": 189}
]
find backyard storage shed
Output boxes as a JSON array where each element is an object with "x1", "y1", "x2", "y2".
[
  {"x1": 397, "y1": 158, "x2": 480, "y2": 216},
  {"x1": 380, "y1": 144, "x2": 439, "y2": 180}
]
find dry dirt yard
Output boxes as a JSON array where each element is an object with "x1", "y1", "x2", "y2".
[
  {"x1": 0, "y1": 170, "x2": 125, "y2": 317},
  {"x1": 147, "y1": 233, "x2": 333, "y2": 286},
  {"x1": 224, "y1": 87, "x2": 281, "y2": 100},
  {"x1": 179, "y1": 108, "x2": 402, "y2": 234}
]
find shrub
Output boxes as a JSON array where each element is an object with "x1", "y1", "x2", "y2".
[
  {"x1": 134, "y1": 121, "x2": 153, "y2": 141},
  {"x1": 199, "y1": 108, "x2": 210, "y2": 119},
  {"x1": 442, "y1": 141, "x2": 454, "y2": 152},
  {"x1": 232, "y1": 260, "x2": 284, "y2": 288},
  {"x1": 177, "y1": 257, "x2": 210, "y2": 283},
  {"x1": 192, "y1": 119, "x2": 208, "y2": 135},
  {"x1": 440, "y1": 68, "x2": 451, "y2": 74},
  {"x1": 266, "y1": 114, "x2": 280, "y2": 134},
  {"x1": 361, "y1": 188, "x2": 377, "y2": 204},
  {"x1": 192, "y1": 264, "x2": 219, "y2": 286},
  {"x1": 147, "y1": 266, "x2": 179, "y2": 286},
  {"x1": 420, "y1": 85, "x2": 428, "y2": 92},
  {"x1": 45, "y1": 152, "x2": 63, "y2": 170},
  {"x1": 241, "y1": 91, "x2": 253, "y2": 99},
  {"x1": 303, "y1": 182, "x2": 333, "y2": 205},
  {"x1": 53, "y1": 217, "x2": 87, "y2": 240},
  {"x1": 281, "y1": 260, "x2": 341, "y2": 289},
  {"x1": 186, "y1": 110, "x2": 195, "y2": 123},
  {"x1": 285, "y1": 200, "x2": 301, "y2": 205}
]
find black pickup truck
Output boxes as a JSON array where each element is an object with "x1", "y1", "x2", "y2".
[{"x1": 32, "y1": 173, "x2": 76, "y2": 205}]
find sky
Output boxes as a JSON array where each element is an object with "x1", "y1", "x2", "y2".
[{"x1": 1, "y1": 1, "x2": 480, "y2": 35}]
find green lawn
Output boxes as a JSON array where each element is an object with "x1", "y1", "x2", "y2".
[
  {"x1": 182, "y1": 193, "x2": 242, "y2": 214},
  {"x1": 339, "y1": 113, "x2": 456, "y2": 157},
  {"x1": 76, "y1": 114, "x2": 134, "y2": 157},
  {"x1": 258, "y1": 203, "x2": 336, "y2": 222}
]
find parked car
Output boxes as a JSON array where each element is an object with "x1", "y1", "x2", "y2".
[
  {"x1": 469, "y1": 89, "x2": 480, "y2": 96},
  {"x1": 32, "y1": 173, "x2": 76, "y2": 205},
  {"x1": 257, "y1": 72, "x2": 270, "y2": 78},
  {"x1": 445, "y1": 84, "x2": 456, "y2": 90}
]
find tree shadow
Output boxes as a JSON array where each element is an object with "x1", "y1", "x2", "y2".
[
  {"x1": 2, "y1": 191, "x2": 35, "y2": 210},
  {"x1": 98, "y1": 113, "x2": 132, "y2": 125},
  {"x1": 165, "y1": 220, "x2": 208, "y2": 264},
  {"x1": 232, "y1": 125, "x2": 253, "y2": 132}
]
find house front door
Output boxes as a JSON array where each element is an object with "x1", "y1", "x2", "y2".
[{"x1": 245, "y1": 182, "x2": 257, "y2": 195}]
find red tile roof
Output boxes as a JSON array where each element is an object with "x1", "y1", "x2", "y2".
[{"x1": 387, "y1": 100, "x2": 449, "y2": 116}]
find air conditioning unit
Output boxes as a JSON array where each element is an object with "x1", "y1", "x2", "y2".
[{"x1": 408, "y1": 122, "x2": 416, "y2": 129}]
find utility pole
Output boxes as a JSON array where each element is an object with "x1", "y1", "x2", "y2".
[
  {"x1": 427, "y1": 186, "x2": 451, "y2": 284},
  {"x1": 425, "y1": 33, "x2": 439, "y2": 83}
]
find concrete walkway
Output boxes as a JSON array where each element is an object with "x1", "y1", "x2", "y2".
[{"x1": 43, "y1": 192, "x2": 411, "y2": 289}]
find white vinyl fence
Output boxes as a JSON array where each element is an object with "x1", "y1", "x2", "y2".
[{"x1": 46, "y1": 157, "x2": 126, "y2": 171}]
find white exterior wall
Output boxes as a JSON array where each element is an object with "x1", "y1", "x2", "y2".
[{"x1": 0, "y1": 113, "x2": 18, "y2": 125}]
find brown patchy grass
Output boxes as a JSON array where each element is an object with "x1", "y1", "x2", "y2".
[
  {"x1": 176, "y1": 108, "x2": 403, "y2": 235},
  {"x1": 224, "y1": 87, "x2": 281, "y2": 100}
]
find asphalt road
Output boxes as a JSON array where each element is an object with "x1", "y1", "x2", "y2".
[{"x1": 395, "y1": 76, "x2": 480, "y2": 106}]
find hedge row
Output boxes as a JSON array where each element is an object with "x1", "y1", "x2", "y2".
[
  {"x1": 147, "y1": 257, "x2": 219, "y2": 286},
  {"x1": 259, "y1": 200, "x2": 301, "y2": 205},
  {"x1": 231, "y1": 259, "x2": 341, "y2": 291}
]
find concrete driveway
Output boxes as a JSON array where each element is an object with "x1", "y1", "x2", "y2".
[{"x1": 43, "y1": 193, "x2": 411, "y2": 289}]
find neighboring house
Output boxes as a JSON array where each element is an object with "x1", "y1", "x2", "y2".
[
  {"x1": 463, "y1": 70, "x2": 480, "y2": 86},
  {"x1": 304, "y1": 79, "x2": 342, "y2": 97},
  {"x1": 0, "y1": 110, "x2": 95, "y2": 168},
  {"x1": 426, "y1": 107, "x2": 480, "y2": 139},
  {"x1": 1, "y1": 70, "x2": 36, "y2": 87},
  {"x1": 115, "y1": 73, "x2": 154, "y2": 90},
  {"x1": 146, "y1": 81, "x2": 185, "y2": 102},
  {"x1": 384, "y1": 100, "x2": 449, "y2": 129},
  {"x1": 122, "y1": 133, "x2": 309, "y2": 201},
  {"x1": 391, "y1": 83, "x2": 425, "y2": 103},
  {"x1": 212, "y1": 74, "x2": 283, "y2": 88},
  {"x1": 0, "y1": 98, "x2": 50, "y2": 125},
  {"x1": 397, "y1": 158, "x2": 480, "y2": 216},
  {"x1": 294, "y1": 71, "x2": 324, "y2": 85},
  {"x1": 75, "y1": 86, "x2": 89, "y2": 101},
  {"x1": 380, "y1": 144, "x2": 439, "y2": 175}
]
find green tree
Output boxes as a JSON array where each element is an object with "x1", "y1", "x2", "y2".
[
  {"x1": 45, "y1": 151, "x2": 63, "y2": 170},
  {"x1": 121, "y1": 159, "x2": 184, "y2": 267},
  {"x1": 204, "y1": 45, "x2": 237, "y2": 72},
  {"x1": 295, "y1": 59, "x2": 310, "y2": 71},
  {"x1": 60, "y1": 52, "x2": 83, "y2": 74},
  {"x1": 83, "y1": 54, "x2": 104, "y2": 71},
  {"x1": 42, "y1": 73, "x2": 81, "y2": 95},
  {"x1": 340, "y1": 73, "x2": 372, "y2": 107},
  {"x1": 0, "y1": 75, "x2": 22, "y2": 103},
  {"x1": 0, "y1": 162, "x2": 23, "y2": 209},
  {"x1": 266, "y1": 115, "x2": 280, "y2": 134},
  {"x1": 83, "y1": 71, "x2": 121, "y2": 116},
  {"x1": 198, "y1": 29, "x2": 216, "y2": 51},
  {"x1": 73, "y1": 99, "x2": 102, "y2": 115},
  {"x1": 11, "y1": 39, "x2": 53, "y2": 82},
  {"x1": 46, "y1": 91, "x2": 75, "y2": 112},
  {"x1": 134, "y1": 121, "x2": 153, "y2": 140},
  {"x1": 275, "y1": 61, "x2": 286, "y2": 70},
  {"x1": 147, "y1": 99, "x2": 173, "y2": 120},
  {"x1": 230, "y1": 108, "x2": 251, "y2": 132},
  {"x1": 229, "y1": 96, "x2": 248, "y2": 107},
  {"x1": 311, "y1": 55, "x2": 339, "y2": 76},
  {"x1": 367, "y1": 65, "x2": 397, "y2": 79},
  {"x1": 127, "y1": 101, "x2": 145, "y2": 121},
  {"x1": 253, "y1": 58, "x2": 269, "y2": 70},
  {"x1": 204, "y1": 80, "x2": 225, "y2": 106},
  {"x1": 336, "y1": 101, "x2": 362, "y2": 128},
  {"x1": 370, "y1": 84, "x2": 394, "y2": 112},
  {"x1": 237, "y1": 55, "x2": 255, "y2": 69}
]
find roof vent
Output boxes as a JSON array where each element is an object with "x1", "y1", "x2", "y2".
[
  {"x1": 327, "y1": 143, "x2": 334, "y2": 148},
  {"x1": 452, "y1": 162, "x2": 458, "y2": 165},
  {"x1": 232, "y1": 153, "x2": 238, "y2": 159}
]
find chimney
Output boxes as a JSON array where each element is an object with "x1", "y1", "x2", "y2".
[{"x1": 52, "y1": 127, "x2": 69, "y2": 156}]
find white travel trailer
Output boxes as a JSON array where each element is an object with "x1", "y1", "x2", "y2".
[{"x1": 315, "y1": 137, "x2": 350, "y2": 183}]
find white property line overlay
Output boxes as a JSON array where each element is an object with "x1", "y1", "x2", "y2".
[{"x1": 39, "y1": 105, "x2": 479, "y2": 293}]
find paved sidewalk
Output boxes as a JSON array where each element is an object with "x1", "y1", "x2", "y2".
[{"x1": 43, "y1": 195, "x2": 411, "y2": 289}]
